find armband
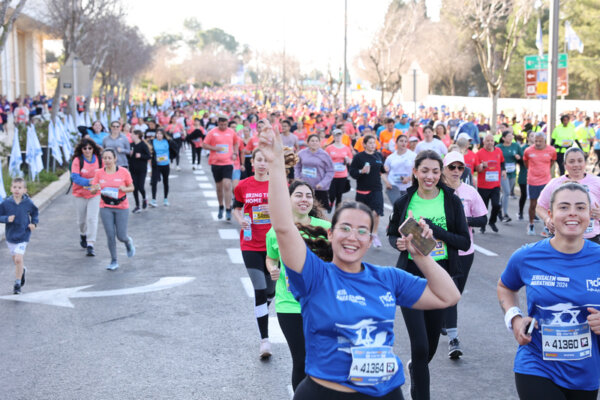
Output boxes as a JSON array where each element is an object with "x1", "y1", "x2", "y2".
[{"x1": 504, "y1": 306, "x2": 523, "y2": 331}]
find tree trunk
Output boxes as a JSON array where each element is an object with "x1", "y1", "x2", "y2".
[
  {"x1": 50, "y1": 74, "x2": 62, "y2": 123},
  {"x1": 490, "y1": 85, "x2": 499, "y2": 135},
  {"x1": 380, "y1": 89, "x2": 386, "y2": 117}
]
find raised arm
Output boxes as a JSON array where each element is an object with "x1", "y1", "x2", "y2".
[{"x1": 259, "y1": 122, "x2": 306, "y2": 273}]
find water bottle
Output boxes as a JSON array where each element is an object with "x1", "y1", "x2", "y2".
[{"x1": 243, "y1": 213, "x2": 252, "y2": 241}]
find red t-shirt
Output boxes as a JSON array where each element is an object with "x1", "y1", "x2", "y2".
[
  {"x1": 234, "y1": 177, "x2": 270, "y2": 251},
  {"x1": 474, "y1": 147, "x2": 504, "y2": 189},
  {"x1": 463, "y1": 150, "x2": 476, "y2": 173},
  {"x1": 325, "y1": 145, "x2": 353, "y2": 178},
  {"x1": 204, "y1": 127, "x2": 237, "y2": 166},
  {"x1": 71, "y1": 156, "x2": 101, "y2": 199},
  {"x1": 92, "y1": 167, "x2": 133, "y2": 209},
  {"x1": 523, "y1": 145, "x2": 557, "y2": 186}
]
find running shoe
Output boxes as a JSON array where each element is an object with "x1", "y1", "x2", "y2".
[
  {"x1": 86, "y1": 246, "x2": 95, "y2": 257},
  {"x1": 142, "y1": 199, "x2": 148, "y2": 209},
  {"x1": 440, "y1": 327, "x2": 447, "y2": 336},
  {"x1": 479, "y1": 226, "x2": 486, "y2": 234},
  {"x1": 106, "y1": 261, "x2": 119, "y2": 271},
  {"x1": 176, "y1": 166, "x2": 181, "y2": 171},
  {"x1": 372, "y1": 234, "x2": 382, "y2": 248},
  {"x1": 226, "y1": 209, "x2": 232, "y2": 221},
  {"x1": 489, "y1": 223, "x2": 499, "y2": 233},
  {"x1": 20, "y1": 267, "x2": 26, "y2": 287},
  {"x1": 149, "y1": 199, "x2": 158, "y2": 208},
  {"x1": 164, "y1": 199, "x2": 170, "y2": 207},
  {"x1": 126, "y1": 237, "x2": 135, "y2": 258},
  {"x1": 192, "y1": 165, "x2": 196, "y2": 170},
  {"x1": 540, "y1": 227, "x2": 551, "y2": 238},
  {"x1": 516, "y1": 212, "x2": 524, "y2": 221},
  {"x1": 218, "y1": 207, "x2": 224, "y2": 220},
  {"x1": 527, "y1": 224, "x2": 535, "y2": 236},
  {"x1": 259, "y1": 338, "x2": 272, "y2": 359},
  {"x1": 502, "y1": 216, "x2": 512, "y2": 223},
  {"x1": 448, "y1": 338, "x2": 463, "y2": 360},
  {"x1": 13, "y1": 282, "x2": 21, "y2": 294},
  {"x1": 534, "y1": 216, "x2": 541, "y2": 222},
  {"x1": 80, "y1": 235, "x2": 87, "y2": 249},
  {"x1": 132, "y1": 206, "x2": 141, "y2": 214}
]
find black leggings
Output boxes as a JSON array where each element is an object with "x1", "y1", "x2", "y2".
[
  {"x1": 478, "y1": 187, "x2": 501, "y2": 225},
  {"x1": 242, "y1": 251, "x2": 275, "y2": 340},
  {"x1": 315, "y1": 190, "x2": 331, "y2": 213},
  {"x1": 515, "y1": 373, "x2": 598, "y2": 400},
  {"x1": 151, "y1": 164, "x2": 169, "y2": 200},
  {"x1": 172, "y1": 138, "x2": 182, "y2": 166},
  {"x1": 191, "y1": 146, "x2": 202, "y2": 165},
  {"x1": 519, "y1": 183, "x2": 527, "y2": 216},
  {"x1": 294, "y1": 377, "x2": 404, "y2": 400},
  {"x1": 278, "y1": 313, "x2": 306, "y2": 390},
  {"x1": 329, "y1": 177, "x2": 347, "y2": 210},
  {"x1": 446, "y1": 253, "x2": 475, "y2": 330},
  {"x1": 130, "y1": 167, "x2": 147, "y2": 207}
]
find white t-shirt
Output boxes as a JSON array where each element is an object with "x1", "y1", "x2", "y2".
[
  {"x1": 133, "y1": 123, "x2": 148, "y2": 133},
  {"x1": 385, "y1": 150, "x2": 416, "y2": 191},
  {"x1": 414, "y1": 139, "x2": 448, "y2": 157}
]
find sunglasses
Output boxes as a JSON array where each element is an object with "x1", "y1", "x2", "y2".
[
  {"x1": 447, "y1": 165, "x2": 465, "y2": 171},
  {"x1": 82, "y1": 147, "x2": 93, "y2": 150}
]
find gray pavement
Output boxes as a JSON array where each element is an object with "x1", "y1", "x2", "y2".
[{"x1": 0, "y1": 148, "x2": 538, "y2": 399}]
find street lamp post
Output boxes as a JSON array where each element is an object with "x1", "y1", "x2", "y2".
[{"x1": 343, "y1": 0, "x2": 347, "y2": 110}]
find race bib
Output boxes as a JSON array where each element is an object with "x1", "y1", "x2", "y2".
[
  {"x1": 157, "y1": 154, "x2": 168, "y2": 163},
  {"x1": 100, "y1": 187, "x2": 119, "y2": 199},
  {"x1": 348, "y1": 346, "x2": 398, "y2": 386},
  {"x1": 586, "y1": 219, "x2": 594, "y2": 234},
  {"x1": 217, "y1": 144, "x2": 229, "y2": 154},
  {"x1": 393, "y1": 175, "x2": 407, "y2": 185},
  {"x1": 252, "y1": 204, "x2": 270, "y2": 224},
  {"x1": 542, "y1": 322, "x2": 592, "y2": 361},
  {"x1": 506, "y1": 162, "x2": 516, "y2": 173},
  {"x1": 302, "y1": 167, "x2": 317, "y2": 179},
  {"x1": 334, "y1": 163, "x2": 346, "y2": 172},
  {"x1": 430, "y1": 240, "x2": 446, "y2": 258},
  {"x1": 562, "y1": 139, "x2": 573, "y2": 147},
  {"x1": 173, "y1": 132, "x2": 181, "y2": 139},
  {"x1": 486, "y1": 171, "x2": 499, "y2": 182}
]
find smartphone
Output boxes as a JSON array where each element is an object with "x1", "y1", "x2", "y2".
[
  {"x1": 526, "y1": 318, "x2": 536, "y2": 335},
  {"x1": 399, "y1": 217, "x2": 436, "y2": 256}
]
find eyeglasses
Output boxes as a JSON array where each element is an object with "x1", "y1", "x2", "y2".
[
  {"x1": 335, "y1": 224, "x2": 372, "y2": 242},
  {"x1": 82, "y1": 147, "x2": 93, "y2": 150},
  {"x1": 111, "y1": 125, "x2": 120, "y2": 128},
  {"x1": 447, "y1": 165, "x2": 465, "y2": 171}
]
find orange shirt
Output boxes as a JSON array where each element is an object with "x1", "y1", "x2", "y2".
[
  {"x1": 322, "y1": 134, "x2": 352, "y2": 148},
  {"x1": 204, "y1": 127, "x2": 237, "y2": 166},
  {"x1": 92, "y1": 167, "x2": 133, "y2": 209},
  {"x1": 354, "y1": 136, "x2": 381, "y2": 152},
  {"x1": 379, "y1": 129, "x2": 402, "y2": 155}
]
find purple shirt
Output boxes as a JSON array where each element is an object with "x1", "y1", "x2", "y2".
[{"x1": 294, "y1": 148, "x2": 335, "y2": 191}]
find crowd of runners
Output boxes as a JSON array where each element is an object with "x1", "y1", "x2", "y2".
[{"x1": 1, "y1": 87, "x2": 600, "y2": 399}]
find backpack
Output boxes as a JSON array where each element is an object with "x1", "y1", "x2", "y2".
[{"x1": 66, "y1": 154, "x2": 103, "y2": 194}]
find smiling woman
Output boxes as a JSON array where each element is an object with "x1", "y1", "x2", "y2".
[
  {"x1": 260, "y1": 120, "x2": 460, "y2": 399},
  {"x1": 497, "y1": 182, "x2": 600, "y2": 399}
]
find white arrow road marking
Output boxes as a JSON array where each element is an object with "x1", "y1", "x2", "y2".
[
  {"x1": 195, "y1": 176, "x2": 208, "y2": 181},
  {"x1": 219, "y1": 229, "x2": 239, "y2": 239},
  {"x1": 473, "y1": 244, "x2": 498, "y2": 257},
  {"x1": 199, "y1": 183, "x2": 213, "y2": 189},
  {"x1": 227, "y1": 248, "x2": 244, "y2": 264},
  {"x1": 193, "y1": 170, "x2": 204, "y2": 175},
  {"x1": 203, "y1": 191, "x2": 217, "y2": 198},
  {"x1": 0, "y1": 277, "x2": 195, "y2": 308},
  {"x1": 207, "y1": 200, "x2": 219, "y2": 207},
  {"x1": 241, "y1": 277, "x2": 254, "y2": 298}
]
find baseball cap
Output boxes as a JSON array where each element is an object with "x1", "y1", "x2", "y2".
[
  {"x1": 409, "y1": 136, "x2": 419, "y2": 142},
  {"x1": 217, "y1": 113, "x2": 228, "y2": 121},
  {"x1": 401, "y1": 114, "x2": 408, "y2": 119},
  {"x1": 457, "y1": 133, "x2": 472, "y2": 142},
  {"x1": 332, "y1": 128, "x2": 343, "y2": 136},
  {"x1": 443, "y1": 151, "x2": 465, "y2": 167}
]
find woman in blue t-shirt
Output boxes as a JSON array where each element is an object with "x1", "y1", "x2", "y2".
[
  {"x1": 150, "y1": 128, "x2": 171, "y2": 207},
  {"x1": 259, "y1": 120, "x2": 460, "y2": 400},
  {"x1": 498, "y1": 182, "x2": 600, "y2": 399}
]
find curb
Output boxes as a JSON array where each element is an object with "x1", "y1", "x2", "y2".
[{"x1": 0, "y1": 172, "x2": 71, "y2": 242}]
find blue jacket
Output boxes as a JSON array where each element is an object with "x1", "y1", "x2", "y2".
[{"x1": 0, "y1": 195, "x2": 39, "y2": 243}]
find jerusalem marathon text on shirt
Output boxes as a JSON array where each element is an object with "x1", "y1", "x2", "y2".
[{"x1": 500, "y1": 239, "x2": 600, "y2": 391}]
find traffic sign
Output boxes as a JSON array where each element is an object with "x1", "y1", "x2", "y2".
[{"x1": 523, "y1": 54, "x2": 568, "y2": 97}]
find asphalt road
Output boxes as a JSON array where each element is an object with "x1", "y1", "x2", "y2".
[{"x1": 0, "y1": 148, "x2": 540, "y2": 400}]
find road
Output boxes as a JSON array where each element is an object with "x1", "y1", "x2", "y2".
[{"x1": 0, "y1": 148, "x2": 539, "y2": 400}]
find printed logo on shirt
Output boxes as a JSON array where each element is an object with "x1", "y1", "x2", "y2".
[
  {"x1": 586, "y1": 277, "x2": 600, "y2": 292},
  {"x1": 379, "y1": 292, "x2": 395, "y2": 307},
  {"x1": 531, "y1": 274, "x2": 569, "y2": 288},
  {"x1": 336, "y1": 289, "x2": 366, "y2": 306}
]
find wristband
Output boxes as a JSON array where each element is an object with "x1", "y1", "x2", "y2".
[{"x1": 504, "y1": 306, "x2": 523, "y2": 331}]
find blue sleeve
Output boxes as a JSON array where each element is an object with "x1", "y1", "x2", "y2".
[
  {"x1": 0, "y1": 202, "x2": 7, "y2": 223},
  {"x1": 286, "y1": 245, "x2": 325, "y2": 298},
  {"x1": 29, "y1": 201, "x2": 39, "y2": 225},
  {"x1": 391, "y1": 268, "x2": 428, "y2": 308},
  {"x1": 71, "y1": 172, "x2": 90, "y2": 186},
  {"x1": 500, "y1": 247, "x2": 525, "y2": 291}
]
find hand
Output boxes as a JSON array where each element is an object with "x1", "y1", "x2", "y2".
[
  {"x1": 258, "y1": 120, "x2": 284, "y2": 163},
  {"x1": 240, "y1": 219, "x2": 251, "y2": 230},
  {"x1": 397, "y1": 211, "x2": 433, "y2": 257},
  {"x1": 591, "y1": 203, "x2": 600, "y2": 220},
  {"x1": 28, "y1": 223, "x2": 36, "y2": 231},
  {"x1": 481, "y1": 161, "x2": 488, "y2": 169},
  {"x1": 512, "y1": 316, "x2": 536, "y2": 345},
  {"x1": 344, "y1": 156, "x2": 351, "y2": 164},
  {"x1": 232, "y1": 153, "x2": 238, "y2": 160},
  {"x1": 135, "y1": 153, "x2": 141, "y2": 158},
  {"x1": 361, "y1": 165, "x2": 371, "y2": 174},
  {"x1": 502, "y1": 171, "x2": 507, "y2": 179},
  {"x1": 386, "y1": 183, "x2": 393, "y2": 190},
  {"x1": 544, "y1": 217, "x2": 555, "y2": 234},
  {"x1": 515, "y1": 154, "x2": 521, "y2": 160},
  {"x1": 402, "y1": 176, "x2": 412, "y2": 184},
  {"x1": 587, "y1": 308, "x2": 600, "y2": 335},
  {"x1": 117, "y1": 147, "x2": 123, "y2": 153},
  {"x1": 118, "y1": 186, "x2": 127, "y2": 192},
  {"x1": 269, "y1": 267, "x2": 280, "y2": 281},
  {"x1": 316, "y1": 184, "x2": 323, "y2": 190},
  {"x1": 7, "y1": 215, "x2": 15, "y2": 223}
]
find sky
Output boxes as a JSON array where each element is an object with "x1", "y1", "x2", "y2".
[{"x1": 124, "y1": 0, "x2": 393, "y2": 75}]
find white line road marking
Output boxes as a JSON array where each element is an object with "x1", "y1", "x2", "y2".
[
  {"x1": 198, "y1": 183, "x2": 213, "y2": 189},
  {"x1": 240, "y1": 277, "x2": 254, "y2": 297},
  {"x1": 287, "y1": 385, "x2": 294, "y2": 399},
  {"x1": 203, "y1": 191, "x2": 217, "y2": 198},
  {"x1": 211, "y1": 211, "x2": 220, "y2": 221},
  {"x1": 227, "y1": 248, "x2": 244, "y2": 264},
  {"x1": 219, "y1": 229, "x2": 239, "y2": 239},
  {"x1": 195, "y1": 176, "x2": 208, "y2": 181},
  {"x1": 474, "y1": 244, "x2": 498, "y2": 257},
  {"x1": 384, "y1": 203, "x2": 393, "y2": 210},
  {"x1": 207, "y1": 200, "x2": 219, "y2": 207},
  {"x1": 193, "y1": 170, "x2": 204, "y2": 175},
  {"x1": 269, "y1": 317, "x2": 286, "y2": 344}
]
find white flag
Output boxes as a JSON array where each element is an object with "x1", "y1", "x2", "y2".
[
  {"x1": 100, "y1": 111, "x2": 108, "y2": 129},
  {"x1": 565, "y1": 21, "x2": 584, "y2": 53},
  {"x1": 25, "y1": 124, "x2": 44, "y2": 180},
  {"x1": 0, "y1": 159, "x2": 6, "y2": 201},
  {"x1": 535, "y1": 18, "x2": 543, "y2": 56},
  {"x1": 9, "y1": 128, "x2": 23, "y2": 178},
  {"x1": 48, "y1": 121, "x2": 63, "y2": 165}
]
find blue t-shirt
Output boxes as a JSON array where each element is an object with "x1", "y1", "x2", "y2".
[
  {"x1": 153, "y1": 139, "x2": 170, "y2": 166},
  {"x1": 394, "y1": 122, "x2": 410, "y2": 133},
  {"x1": 88, "y1": 131, "x2": 108, "y2": 147},
  {"x1": 287, "y1": 247, "x2": 427, "y2": 396},
  {"x1": 501, "y1": 239, "x2": 600, "y2": 391},
  {"x1": 594, "y1": 128, "x2": 600, "y2": 150}
]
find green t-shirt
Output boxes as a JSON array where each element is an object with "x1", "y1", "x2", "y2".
[
  {"x1": 498, "y1": 142, "x2": 522, "y2": 179},
  {"x1": 407, "y1": 190, "x2": 448, "y2": 261},
  {"x1": 517, "y1": 144, "x2": 529, "y2": 185},
  {"x1": 551, "y1": 124, "x2": 576, "y2": 152},
  {"x1": 266, "y1": 216, "x2": 331, "y2": 314}
]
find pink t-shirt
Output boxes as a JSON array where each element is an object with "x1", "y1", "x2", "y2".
[
  {"x1": 92, "y1": 167, "x2": 133, "y2": 209},
  {"x1": 71, "y1": 156, "x2": 101, "y2": 199},
  {"x1": 325, "y1": 145, "x2": 353, "y2": 178},
  {"x1": 523, "y1": 145, "x2": 557, "y2": 186},
  {"x1": 455, "y1": 183, "x2": 488, "y2": 255},
  {"x1": 204, "y1": 127, "x2": 237, "y2": 166},
  {"x1": 537, "y1": 174, "x2": 600, "y2": 238}
]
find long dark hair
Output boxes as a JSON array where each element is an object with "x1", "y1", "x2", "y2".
[
  {"x1": 412, "y1": 150, "x2": 444, "y2": 188},
  {"x1": 73, "y1": 138, "x2": 102, "y2": 161},
  {"x1": 289, "y1": 180, "x2": 324, "y2": 219}
]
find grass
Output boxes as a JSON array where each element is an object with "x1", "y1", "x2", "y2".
[{"x1": 2, "y1": 167, "x2": 67, "y2": 198}]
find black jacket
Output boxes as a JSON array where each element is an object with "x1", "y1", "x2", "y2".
[
  {"x1": 129, "y1": 141, "x2": 151, "y2": 172},
  {"x1": 386, "y1": 183, "x2": 471, "y2": 278}
]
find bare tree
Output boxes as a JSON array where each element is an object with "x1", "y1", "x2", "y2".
[
  {"x1": 184, "y1": 43, "x2": 238, "y2": 85},
  {"x1": 0, "y1": 0, "x2": 27, "y2": 54},
  {"x1": 447, "y1": 0, "x2": 535, "y2": 132},
  {"x1": 355, "y1": 0, "x2": 424, "y2": 115}
]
